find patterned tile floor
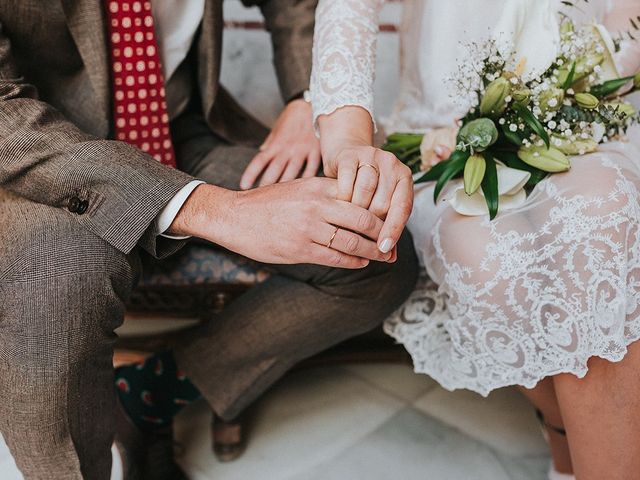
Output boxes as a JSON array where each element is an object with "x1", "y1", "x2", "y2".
[{"x1": 0, "y1": 364, "x2": 550, "y2": 480}]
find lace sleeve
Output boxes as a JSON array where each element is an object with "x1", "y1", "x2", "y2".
[{"x1": 310, "y1": 0, "x2": 384, "y2": 129}]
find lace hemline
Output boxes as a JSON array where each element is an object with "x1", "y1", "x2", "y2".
[{"x1": 385, "y1": 313, "x2": 640, "y2": 396}]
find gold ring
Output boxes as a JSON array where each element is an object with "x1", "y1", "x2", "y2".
[
  {"x1": 357, "y1": 163, "x2": 379, "y2": 176},
  {"x1": 326, "y1": 227, "x2": 339, "y2": 249}
]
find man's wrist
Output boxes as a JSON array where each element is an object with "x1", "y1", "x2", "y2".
[{"x1": 167, "y1": 183, "x2": 237, "y2": 243}]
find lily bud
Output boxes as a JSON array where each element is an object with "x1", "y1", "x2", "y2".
[
  {"x1": 560, "y1": 20, "x2": 574, "y2": 37},
  {"x1": 517, "y1": 145, "x2": 570, "y2": 173},
  {"x1": 556, "y1": 68, "x2": 571, "y2": 87},
  {"x1": 551, "y1": 135, "x2": 598, "y2": 155},
  {"x1": 539, "y1": 87, "x2": 565, "y2": 113},
  {"x1": 463, "y1": 154, "x2": 486, "y2": 195},
  {"x1": 575, "y1": 92, "x2": 599, "y2": 110},
  {"x1": 512, "y1": 89, "x2": 531, "y2": 105},
  {"x1": 458, "y1": 118, "x2": 499, "y2": 152},
  {"x1": 573, "y1": 54, "x2": 605, "y2": 83},
  {"x1": 480, "y1": 77, "x2": 511, "y2": 116}
]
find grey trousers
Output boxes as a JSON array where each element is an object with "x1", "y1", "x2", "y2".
[{"x1": 0, "y1": 113, "x2": 419, "y2": 479}]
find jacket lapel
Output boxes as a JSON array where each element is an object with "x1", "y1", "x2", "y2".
[{"x1": 61, "y1": 0, "x2": 111, "y2": 136}]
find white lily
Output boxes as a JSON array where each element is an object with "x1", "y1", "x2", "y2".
[
  {"x1": 448, "y1": 164, "x2": 531, "y2": 217},
  {"x1": 592, "y1": 23, "x2": 620, "y2": 82}
]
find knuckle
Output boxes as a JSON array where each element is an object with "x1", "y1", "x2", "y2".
[
  {"x1": 329, "y1": 251, "x2": 344, "y2": 267},
  {"x1": 399, "y1": 199, "x2": 413, "y2": 218},
  {"x1": 379, "y1": 151, "x2": 396, "y2": 165},
  {"x1": 344, "y1": 234, "x2": 360, "y2": 254},
  {"x1": 359, "y1": 179, "x2": 377, "y2": 195},
  {"x1": 299, "y1": 220, "x2": 313, "y2": 237},
  {"x1": 371, "y1": 204, "x2": 388, "y2": 219},
  {"x1": 357, "y1": 211, "x2": 376, "y2": 233},
  {"x1": 307, "y1": 177, "x2": 325, "y2": 193}
]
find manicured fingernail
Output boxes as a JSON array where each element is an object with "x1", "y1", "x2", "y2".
[
  {"x1": 434, "y1": 145, "x2": 445, "y2": 157},
  {"x1": 379, "y1": 238, "x2": 394, "y2": 254}
]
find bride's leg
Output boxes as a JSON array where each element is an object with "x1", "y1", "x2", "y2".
[
  {"x1": 553, "y1": 341, "x2": 640, "y2": 480},
  {"x1": 518, "y1": 380, "x2": 573, "y2": 475}
]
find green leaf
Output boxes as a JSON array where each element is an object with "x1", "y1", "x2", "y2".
[
  {"x1": 415, "y1": 149, "x2": 468, "y2": 184},
  {"x1": 432, "y1": 150, "x2": 469, "y2": 203},
  {"x1": 481, "y1": 153, "x2": 499, "y2": 220},
  {"x1": 512, "y1": 102, "x2": 550, "y2": 149},
  {"x1": 492, "y1": 150, "x2": 547, "y2": 186},
  {"x1": 500, "y1": 125, "x2": 524, "y2": 146},
  {"x1": 414, "y1": 158, "x2": 450, "y2": 184},
  {"x1": 384, "y1": 133, "x2": 424, "y2": 145},
  {"x1": 562, "y1": 61, "x2": 577, "y2": 90},
  {"x1": 590, "y1": 75, "x2": 636, "y2": 98}
]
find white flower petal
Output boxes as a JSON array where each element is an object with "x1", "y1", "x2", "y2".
[
  {"x1": 498, "y1": 188, "x2": 528, "y2": 212},
  {"x1": 449, "y1": 189, "x2": 490, "y2": 216},
  {"x1": 446, "y1": 165, "x2": 530, "y2": 217},
  {"x1": 591, "y1": 121, "x2": 606, "y2": 144},
  {"x1": 496, "y1": 164, "x2": 531, "y2": 196},
  {"x1": 593, "y1": 23, "x2": 620, "y2": 81}
]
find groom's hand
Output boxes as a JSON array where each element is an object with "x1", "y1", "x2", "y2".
[{"x1": 169, "y1": 178, "x2": 393, "y2": 268}]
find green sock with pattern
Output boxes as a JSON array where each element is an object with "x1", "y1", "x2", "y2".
[{"x1": 115, "y1": 350, "x2": 201, "y2": 432}]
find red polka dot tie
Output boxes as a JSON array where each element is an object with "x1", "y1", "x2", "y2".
[{"x1": 105, "y1": 0, "x2": 177, "y2": 168}]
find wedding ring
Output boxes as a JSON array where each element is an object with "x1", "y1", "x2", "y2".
[
  {"x1": 326, "y1": 227, "x2": 339, "y2": 249},
  {"x1": 357, "y1": 163, "x2": 379, "y2": 176}
]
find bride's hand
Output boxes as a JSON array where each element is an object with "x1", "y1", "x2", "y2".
[
  {"x1": 420, "y1": 126, "x2": 459, "y2": 169},
  {"x1": 319, "y1": 107, "x2": 414, "y2": 256},
  {"x1": 325, "y1": 145, "x2": 413, "y2": 255}
]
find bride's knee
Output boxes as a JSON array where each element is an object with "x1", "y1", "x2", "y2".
[{"x1": 550, "y1": 155, "x2": 634, "y2": 214}]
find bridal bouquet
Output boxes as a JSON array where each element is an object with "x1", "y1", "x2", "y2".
[{"x1": 384, "y1": 19, "x2": 640, "y2": 219}]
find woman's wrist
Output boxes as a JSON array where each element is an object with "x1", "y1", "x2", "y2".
[{"x1": 318, "y1": 106, "x2": 375, "y2": 175}]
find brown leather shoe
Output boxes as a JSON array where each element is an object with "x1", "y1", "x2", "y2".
[
  {"x1": 115, "y1": 401, "x2": 188, "y2": 480},
  {"x1": 212, "y1": 413, "x2": 247, "y2": 462}
]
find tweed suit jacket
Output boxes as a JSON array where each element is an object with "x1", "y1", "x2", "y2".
[{"x1": 0, "y1": 0, "x2": 317, "y2": 257}]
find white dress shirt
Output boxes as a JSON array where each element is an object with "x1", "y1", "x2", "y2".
[{"x1": 151, "y1": 0, "x2": 207, "y2": 238}]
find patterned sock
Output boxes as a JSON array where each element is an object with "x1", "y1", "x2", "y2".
[{"x1": 115, "y1": 351, "x2": 201, "y2": 432}]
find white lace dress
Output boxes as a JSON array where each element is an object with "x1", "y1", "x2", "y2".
[{"x1": 311, "y1": 0, "x2": 640, "y2": 395}]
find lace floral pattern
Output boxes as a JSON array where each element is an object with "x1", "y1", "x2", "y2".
[
  {"x1": 310, "y1": 0, "x2": 640, "y2": 393},
  {"x1": 310, "y1": 0, "x2": 383, "y2": 128},
  {"x1": 385, "y1": 145, "x2": 640, "y2": 395}
]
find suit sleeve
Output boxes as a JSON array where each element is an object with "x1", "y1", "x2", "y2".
[
  {"x1": 0, "y1": 22, "x2": 194, "y2": 258},
  {"x1": 242, "y1": 0, "x2": 318, "y2": 102}
]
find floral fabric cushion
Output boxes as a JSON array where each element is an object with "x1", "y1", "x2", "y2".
[{"x1": 139, "y1": 244, "x2": 272, "y2": 287}]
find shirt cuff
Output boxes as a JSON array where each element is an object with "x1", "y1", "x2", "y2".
[{"x1": 156, "y1": 180, "x2": 205, "y2": 240}]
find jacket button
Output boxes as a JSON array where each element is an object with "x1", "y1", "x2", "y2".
[
  {"x1": 68, "y1": 197, "x2": 81, "y2": 213},
  {"x1": 76, "y1": 200, "x2": 89, "y2": 215}
]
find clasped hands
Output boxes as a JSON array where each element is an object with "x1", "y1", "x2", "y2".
[
  {"x1": 170, "y1": 102, "x2": 414, "y2": 269},
  {"x1": 170, "y1": 149, "x2": 413, "y2": 269}
]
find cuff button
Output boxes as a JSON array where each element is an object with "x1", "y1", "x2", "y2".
[
  {"x1": 77, "y1": 200, "x2": 89, "y2": 215},
  {"x1": 68, "y1": 197, "x2": 81, "y2": 213}
]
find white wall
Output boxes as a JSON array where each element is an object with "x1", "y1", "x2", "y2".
[{"x1": 220, "y1": 0, "x2": 402, "y2": 127}]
